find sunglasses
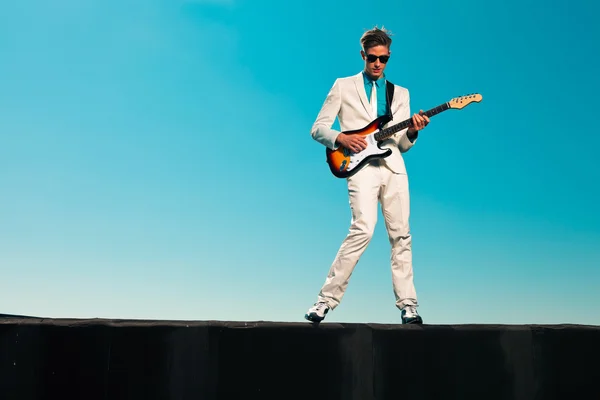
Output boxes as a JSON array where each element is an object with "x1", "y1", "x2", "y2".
[{"x1": 365, "y1": 54, "x2": 390, "y2": 63}]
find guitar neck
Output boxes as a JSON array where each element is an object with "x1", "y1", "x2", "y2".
[{"x1": 375, "y1": 102, "x2": 450, "y2": 142}]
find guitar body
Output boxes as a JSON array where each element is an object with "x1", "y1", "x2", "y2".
[{"x1": 326, "y1": 115, "x2": 392, "y2": 178}]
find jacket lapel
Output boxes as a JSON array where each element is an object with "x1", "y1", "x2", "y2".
[{"x1": 354, "y1": 73, "x2": 373, "y2": 119}]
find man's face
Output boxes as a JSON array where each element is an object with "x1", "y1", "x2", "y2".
[{"x1": 361, "y1": 45, "x2": 390, "y2": 80}]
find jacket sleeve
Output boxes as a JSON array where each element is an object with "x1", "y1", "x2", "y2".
[
  {"x1": 310, "y1": 79, "x2": 342, "y2": 150},
  {"x1": 394, "y1": 87, "x2": 418, "y2": 153}
]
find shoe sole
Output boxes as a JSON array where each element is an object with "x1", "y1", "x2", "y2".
[{"x1": 304, "y1": 313, "x2": 325, "y2": 323}]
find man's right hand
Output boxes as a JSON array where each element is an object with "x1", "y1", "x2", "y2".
[{"x1": 336, "y1": 133, "x2": 367, "y2": 154}]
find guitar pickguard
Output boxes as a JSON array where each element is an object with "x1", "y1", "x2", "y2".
[{"x1": 346, "y1": 132, "x2": 388, "y2": 169}]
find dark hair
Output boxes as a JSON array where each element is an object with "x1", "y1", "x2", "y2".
[{"x1": 360, "y1": 26, "x2": 393, "y2": 51}]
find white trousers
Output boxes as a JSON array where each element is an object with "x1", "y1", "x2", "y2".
[{"x1": 318, "y1": 160, "x2": 417, "y2": 310}]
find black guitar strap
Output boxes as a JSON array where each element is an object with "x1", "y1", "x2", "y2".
[{"x1": 385, "y1": 80, "x2": 395, "y2": 120}]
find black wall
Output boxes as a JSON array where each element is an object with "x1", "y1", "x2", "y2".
[{"x1": 1, "y1": 317, "x2": 598, "y2": 400}]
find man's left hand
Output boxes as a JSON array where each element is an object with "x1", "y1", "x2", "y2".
[{"x1": 407, "y1": 110, "x2": 430, "y2": 136}]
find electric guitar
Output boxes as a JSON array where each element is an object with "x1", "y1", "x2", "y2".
[{"x1": 325, "y1": 93, "x2": 483, "y2": 178}]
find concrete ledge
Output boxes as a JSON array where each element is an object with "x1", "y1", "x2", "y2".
[{"x1": 1, "y1": 316, "x2": 598, "y2": 399}]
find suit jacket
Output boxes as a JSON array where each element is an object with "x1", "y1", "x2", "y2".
[{"x1": 311, "y1": 71, "x2": 416, "y2": 175}]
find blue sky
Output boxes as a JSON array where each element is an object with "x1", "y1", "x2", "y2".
[{"x1": 1, "y1": 0, "x2": 598, "y2": 325}]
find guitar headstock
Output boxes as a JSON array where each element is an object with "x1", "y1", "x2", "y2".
[{"x1": 448, "y1": 93, "x2": 482, "y2": 109}]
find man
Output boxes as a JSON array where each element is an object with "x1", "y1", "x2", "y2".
[{"x1": 305, "y1": 27, "x2": 429, "y2": 324}]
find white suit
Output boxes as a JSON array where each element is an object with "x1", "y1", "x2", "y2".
[{"x1": 311, "y1": 71, "x2": 419, "y2": 311}]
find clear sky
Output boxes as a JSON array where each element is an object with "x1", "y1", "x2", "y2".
[{"x1": 1, "y1": 0, "x2": 599, "y2": 326}]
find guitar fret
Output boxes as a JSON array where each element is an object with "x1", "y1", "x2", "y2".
[{"x1": 375, "y1": 102, "x2": 449, "y2": 142}]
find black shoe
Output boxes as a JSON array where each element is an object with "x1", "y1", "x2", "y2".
[
  {"x1": 304, "y1": 302, "x2": 329, "y2": 323},
  {"x1": 401, "y1": 305, "x2": 423, "y2": 324}
]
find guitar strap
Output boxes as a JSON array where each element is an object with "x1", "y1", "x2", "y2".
[{"x1": 385, "y1": 80, "x2": 395, "y2": 120}]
